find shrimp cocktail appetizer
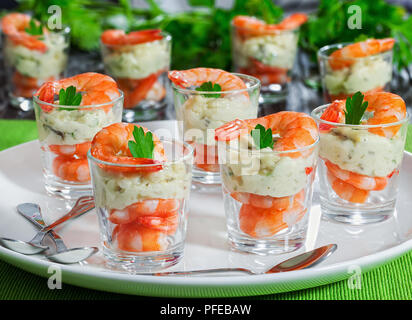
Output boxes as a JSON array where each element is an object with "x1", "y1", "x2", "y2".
[
  {"x1": 33, "y1": 72, "x2": 123, "y2": 199},
  {"x1": 215, "y1": 112, "x2": 319, "y2": 254},
  {"x1": 1, "y1": 13, "x2": 70, "y2": 111},
  {"x1": 231, "y1": 13, "x2": 307, "y2": 98},
  {"x1": 100, "y1": 29, "x2": 171, "y2": 121},
  {"x1": 169, "y1": 68, "x2": 260, "y2": 188},
  {"x1": 318, "y1": 38, "x2": 394, "y2": 102},
  {"x1": 88, "y1": 123, "x2": 193, "y2": 270},
  {"x1": 312, "y1": 91, "x2": 409, "y2": 224}
]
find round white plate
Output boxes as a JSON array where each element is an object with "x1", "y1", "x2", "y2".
[{"x1": 0, "y1": 120, "x2": 411, "y2": 298}]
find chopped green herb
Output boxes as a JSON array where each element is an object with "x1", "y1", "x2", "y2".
[
  {"x1": 25, "y1": 18, "x2": 43, "y2": 36},
  {"x1": 195, "y1": 81, "x2": 222, "y2": 98},
  {"x1": 344, "y1": 91, "x2": 368, "y2": 125},
  {"x1": 128, "y1": 126, "x2": 155, "y2": 159},
  {"x1": 251, "y1": 124, "x2": 274, "y2": 149},
  {"x1": 58, "y1": 86, "x2": 82, "y2": 110}
]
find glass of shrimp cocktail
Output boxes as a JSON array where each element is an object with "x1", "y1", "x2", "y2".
[
  {"x1": 169, "y1": 68, "x2": 260, "y2": 189},
  {"x1": 231, "y1": 13, "x2": 307, "y2": 101},
  {"x1": 88, "y1": 123, "x2": 193, "y2": 270},
  {"x1": 215, "y1": 112, "x2": 319, "y2": 254},
  {"x1": 1, "y1": 13, "x2": 70, "y2": 111},
  {"x1": 318, "y1": 38, "x2": 394, "y2": 103},
  {"x1": 100, "y1": 29, "x2": 171, "y2": 122},
  {"x1": 311, "y1": 91, "x2": 409, "y2": 224},
  {"x1": 33, "y1": 72, "x2": 123, "y2": 199}
]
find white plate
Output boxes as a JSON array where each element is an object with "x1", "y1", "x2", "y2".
[{"x1": 0, "y1": 120, "x2": 411, "y2": 298}]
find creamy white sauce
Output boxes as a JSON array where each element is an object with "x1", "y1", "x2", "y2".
[
  {"x1": 179, "y1": 95, "x2": 257, "y2": 146},
  {"x1": 37, "y1": 107, "x2": 121, "y2": 145},
  {"x1": 220, "y1": 136, "x2": 317, "y2": 197},
  {"x1": 319, "y1": 127, "x2": 404, "y2": 177},
  {"x1": 234, "y1": 32, "x2": 298, "y2": 69},
  {"x1": 4, "y1": 32, "x2": 68, "y2": 79},
  {"x1": 324, "y1": 55, "x2": 392, "y2": 95},
  {"x1": 102, "y1": 39, "x2": 170, "y2": 79},
  {"x1": 93, "y1": 162, "x2": 191, "y2": 210}
]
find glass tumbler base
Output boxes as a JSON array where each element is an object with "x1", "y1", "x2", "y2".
[
  {"x1": 228, "y1": 233, "x2": 304, "y2": 255},
  {"x1": 191, "y1": 167, "x2": 221, "y2": 191},
  {"x1": 103, "y1": 243, "x2": 184, "y2": 272},
  {"x1": 44, "y1": 178, "x2": 92, "y2": 200},
  {"x1": 9, "y1": 94, "x2": 33, "y2": 111},
  {"x1": 259, "y1": 83, "x2": 289, "y2": 103},
  {"x1": 320, "y1": 198, "x2": 395, "y2": 225}
]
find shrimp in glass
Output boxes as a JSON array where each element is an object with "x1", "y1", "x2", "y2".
[
  {"x1": 33, "y1": 72, "x2": 123, "y2": 199},
  {"x1": 170, "y1": 68, "x2": 260, "y2": 187},
  {"x1": 215, "y1": 111, "x2": 318, "y2": 253}
]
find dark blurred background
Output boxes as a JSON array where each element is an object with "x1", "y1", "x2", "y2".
[{"x1": 1, "y1": 0, "x2": 411, "y2": 120}]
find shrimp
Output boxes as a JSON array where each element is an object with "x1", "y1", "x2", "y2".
[
  {"x1": 215, "y1": 111, "x2": 318, "y2": 158},
  {"x1": 329, "y1": 38, "x2": 395, "y2": 70},
  {"x1": 232, "y1": 13, "x2": 307, "y2": 36},
  {"x1": 135, "y1": 213, "x2": 179, "y2": 235},
  {"x1": 49, "y1": 141, "x2": 91, "y2": 158},
  {"x1": 36, "y1": 72, "x2": 121, "y2": 108},
  {"x1": 327, "y1": 171, "x2": 369, "y2": 204},
  {"x1": 118, "y1": 73, "x2": 160, "y2": 109},
  {"x1": 190, "y1": 142, "x2": 220, "y2": 173},
  {"x1": 109, "y1": 199, "x2": 181, "y2": 224},
  {"x1": 1, "y1": 13, "x2": 47, "y2": 52},
  {"x1": 231, "y1": 189, "x2": 305, "y2": 210},
  {"x1": 52, "y1": 156, "x2": 90, "y2": 183},
  {"x1": 239, "y1": 201, "x2": 306, "y2": 238},
  {"x1": 101, "y1": 29, "x2": 163, "y2": 46},
  {"x1": 320, "y1": 92, "x2": 406, "y2": 138},
  {"x1": 112, "y1": 223, "x2": 168, "y2": 252},
  {"x1": 324, "y1": 160, "x2": 388, "y2": 191},
  {"x1": 168, "y1": 68, "x2": 248, "y2": 97},
  {"x1": 91, "y1": 123, "x2": 166, "y2": 174},
  {"x1": 240, "y1": 59, "x2": 289, "y2": 85}
]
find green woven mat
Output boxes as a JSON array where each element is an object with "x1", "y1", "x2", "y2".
[{"x1": 0, "y1": 119, "x2": 411, "y2": 300}]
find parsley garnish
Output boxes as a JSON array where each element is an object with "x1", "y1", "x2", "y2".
[
  {"x1": 25, "y1": 18, "x2": 43, "y2": 36},
  {"x1": 251, "y1": 124, "x2": 274, "y2": 149},
  {"x1": 128, "y1": 126, "x2": 155, "y2": 159},
  {"x1": 344, "y1": 91, "x2": 368, "y2": 125},
  {"x1": 195, "y1": 81, "x2": 222, "y2": 98},
  {"x1": 58, "y1": 86, "x2": 82, "y2": 110}
]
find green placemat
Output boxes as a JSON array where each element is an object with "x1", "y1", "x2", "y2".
[{"x1": 0, "y1": 119, "x2": 411, "y2": 300}]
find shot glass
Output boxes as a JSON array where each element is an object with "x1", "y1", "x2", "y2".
[
  {"x1": 318, "y1": 43, "x2": 393, "y2": 103},
  {"x1": 311, "y1": 105, "x2": 409, "y2": 224},
  {"x1": 100, "y1": 31, "x2": 171, "y2": 122},
  {"x1": 172, "y1": 73, "x2": 260, "y2": 188},
  {"x1": 218, "y1": 136, "x2": 319, "y2": 254},
  {"x1": 231, "y1": 22, "x2": 299, "y2": 101},
  {"x1": 33, "y1": 92, "x2": 123, "y2": 199},
  {"x1": 2, "y1": 23, "x2": 70, "y2": 111},
  {"x1": 88, "y1": 138, "x2": 193, "y2": 271}
]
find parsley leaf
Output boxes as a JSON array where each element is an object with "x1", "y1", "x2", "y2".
[
  {"x1": 195, "y1": 81, "x2": 222, "y2": 98},
  {"x1": 128, "y1": 126, "x2": 155, "y2": 159},
  {"x1": 25, "y1": 18, "x2": 43, "y2": 36},
  {"x1": 58, "y1": 86, "x2": 82, "y2": 110},
  {"x1": 344, "y1": 91, "x2": 369, "y2": 125},
  {"x1": 251, "y1": 124, "x2": 274, "y2": 149}
]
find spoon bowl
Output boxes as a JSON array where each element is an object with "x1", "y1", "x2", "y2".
[
  {"x1": 46, "y1": 246, "x2": 99, "y2": 264},
  {"x1": 0, "y1": 237, "x2": 48, "y2": 255}
]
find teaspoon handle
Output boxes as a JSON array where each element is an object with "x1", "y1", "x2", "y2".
[{"x1": 145, "y1": 268, "x2": 254, "y2": 276}]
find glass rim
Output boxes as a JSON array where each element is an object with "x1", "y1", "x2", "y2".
[
  {"x1": 87, "y1": 137, "x2": 194, "y2": 168},
  {"x1": 221, "y1": 135, "x2": 319, "y2": 155},
  {"x1": 311, "y1": 104, "x2": 410, "y2": 129},
  {"x1": 317, "y1": 42, "x2": 393, "y2": 61},
  {"x1": 99, "y1": 30, "x2": 172, "y2": 48},
  {"x1": 33, "y1": 90, "x2": 124, "y2": 109},
  {"x1": 171, "y1": 73, "x2": 261, "y2": 96}
]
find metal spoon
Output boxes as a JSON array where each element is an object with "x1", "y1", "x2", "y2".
[
  {"x1": 146, "y1": 244, "x2": 337, "y2": 276},
  {"x1": 0, "y1": 196, "x2": 93, "y2": 254},
  {"x1": 0, "y1": 196, "x2": 97, "y2": 263},
  {"x1": 18, "y1": 197, "x2": 98, "y2": 264}
]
